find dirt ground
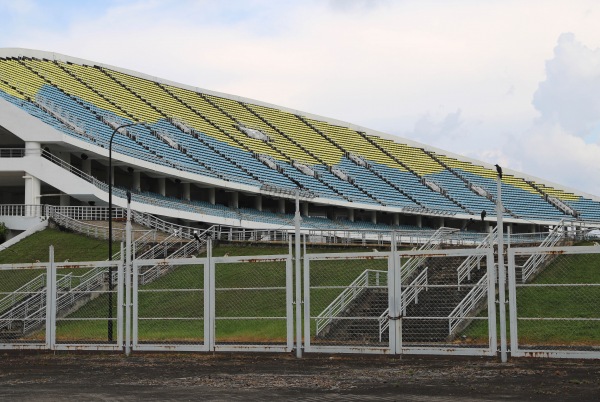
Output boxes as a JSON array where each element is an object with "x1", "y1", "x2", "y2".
[{"x1": 0, "y1": 351, "x2": 598, "y2": 401}]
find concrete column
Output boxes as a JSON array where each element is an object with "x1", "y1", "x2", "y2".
[
  {"x1": 183, "y1": 183, "x2": 191, "y2": 201},
  {"x1": 438, "y1": 217, "x2": 445, "y2": 228},
  {"x1": 254, "y1": 195, "x2": 262, "y2": 212},
  {"x1": 302, "y1": 202, "x2": 309, "y2": 217},
  {"x1": 25, "y1": 141, "x2": 41, "y2": 156},
  {"x1": 393, "y1": 213, "x2": 400, "y2": 226},
  {"x1": 278, "y1": 198, "x2": 285, "y2": 214},
  {"x1": 530, "y1": 224, "x2": 536, "y2": 233},
  {"x1": 82, "y1": 159, "x2": 92, "y2": 176},
  {"x1": 157, "y1": 177, "x2": 166, "y2": 196},
  {"x1": 371, "y1": 211, "x2": 377, "y2": 225},
  {"x1": 347, "y1": 208, "x2": 355, "y2": 222},
  {"x1": 485, "y1": 221, "x2": 491, "y2": 232},
  {"x1": 132, "y1": 171, "x2": 141, "y2": 192},
  {"x1": 23, "y1": 173, "x2": 41, "y2": 216},
  {"x1": 208, "y1": 188, "x2": 216, "y2": 205},
  {"x1": 230, "y1": 191, "x2": 239, "y2": 209},
  {"x1": 416, "y1": 215, "x2": 422, "y2": 228}
]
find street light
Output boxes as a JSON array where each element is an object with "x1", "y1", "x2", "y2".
[
  {"x1": 107, "y1": 122, "x2": 138, "y2": 342},
  {"x1": 260, "y1": 184, "x2": 316, "y2": 358}
]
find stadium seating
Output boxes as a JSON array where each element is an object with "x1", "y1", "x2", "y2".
[{"x1": 1, "y1": 54, "x2": 599, "y2": 229}]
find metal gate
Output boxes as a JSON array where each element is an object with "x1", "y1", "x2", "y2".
[
  {"x1": 132, "y1": 257, "x2": 209, "y2": 352},
  {"x1": 303, "y1": 248, "x2": 497, "y2": 356},
  {"x1": 508, "y1": 245, "x2": 600, "y2": 359},
  {"x1": 211, "y1": 254, "x2": 293, "y2": 352}
]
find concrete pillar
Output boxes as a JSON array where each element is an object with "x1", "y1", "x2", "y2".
[
  {"x1": 393, "y1": 213, "x2": 400, "y2": 226},
  {"x1": 208, "y1": 188, "x2": 216, "y2": 205},
  {"x1": 347, "y1": 208, "x2": 355, "y2": 222},
  {"x1": 530, "y1": 224, "x2": 536, "y2": 233},
  {"x1": 82, "y1": 159, "x2": 92, "y2": 176},
  {"x1": 302, "y1": 202, "x2": 309, "y2": 217},
  {"x1": 278, "y1": 198, "x2": 285, "y2": 214},
  {"x1": 371, "y1": 210, "x2": 377, "y2": 225},
  {"x1": 23, "y1": 173, "x2": 41, "y2": 216},
  {"x1": 230, "y1": 191, "x2": 239, "y2": 209},
  {"x1": 157, "y1": 177, "x2": 166, "y2": 196},
  {"x1": 416, "y1": 215, "x2": 422, "y2": 228},
  {"x1": 485, "y1": 222, "x2": 491, "y2": 232},
  {"x1": 183, "y1": 183, "x2": 191, "y2": 201},
  {"x1": 438, "y1": 217, "x2": 445, "y2": 228},
  {"x1": 254, "y1": 195, "x2": 262, "y2": 212},
  {"x1": 132, "y1": 171, "x2": 141, "y2": 192},
  {"x1": 25, "y1": 141, "x2": 41, "y2": 156}
]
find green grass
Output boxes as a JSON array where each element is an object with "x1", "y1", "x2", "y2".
[{"x1": 461, "y1": 249, "x2": 600, "y2": 346}]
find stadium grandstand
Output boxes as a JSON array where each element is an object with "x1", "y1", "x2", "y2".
[{"x1": 1, "y1": 48, "x2": 599, "y2": 239}]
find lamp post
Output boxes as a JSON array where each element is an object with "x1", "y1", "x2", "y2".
[
  {"x1": 495, "y1": 165, "x2": 507, "y2": 363},
  {"x1": 108, "y1": 122, "x2": 138, "y2": 342},
  {"x1": 260, "y1": 184, "x2": 316, "y2": 358}
]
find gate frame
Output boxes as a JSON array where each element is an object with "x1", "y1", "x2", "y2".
[
  {"x1": 131, "y1": 257, "x2": 210, "y2": 352},
  {"x1": 209, "y1": 254, "x2": 294, "y2": 353},
  {"x1": 0, "y1": 261, "x2": 51, "y2": 350},
  {"x1": 508, "y1": 244, "x2": 600, "y2": 359},
  {"x1": 303, "y1": 251, "x2": 393, "y2": 354},
  {"x1": 396, "y1": 247, "x2": 497, "y2": 357},
  {"x1": 52, "y1": 259, "x2": 124, "y2": 351}
]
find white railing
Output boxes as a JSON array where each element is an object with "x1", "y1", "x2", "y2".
[
  {"x1": 401, "y1": 227, "x2": 457, "y2": 281},
  {"x1": 457, "y1": 227, "x2": 497, "y2": 286},
  {"x1": 0, "y1": 204, "x2": 45, "y2": 217},
  {"x1": 0, "y1": 273, "x2": 46, "y2": 316},
  {"x1": 448, "y1": 273, "x2": 488, "y2": 336},
  {"x1": 520, "y1": 223, "x2": 565, "y2": 283},
  {"x1": 315, "y1": 269, "x2": 387, "y2": 337},
  {"x1": 0, "y1": 148, "x2": 26, "y2": 158},
  {"x1": 378, "y1": 267, "x2": 429, "y2": 341}
]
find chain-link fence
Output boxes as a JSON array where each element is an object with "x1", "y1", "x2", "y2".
[
  {"x1": 397, "y1": 248, "x2": 496, "y2": 356},
  {"x1": 54, "y1": 260, "x2": 123, "y2": 350},
  {"x1": 0, "y1": 262, "x2": 48, "y2": 349},
  {"x1": 508, "y1": 245, "x2": 600, "y2": 358},
  {"x1": 212, "y1": 255, "x2": 293, "y2": 352},
  {"x1": 133, "y1": 258, "x2": 207, "y2": 351},
  {"x1": 304, "y1": 252, "x2": 391, "y2": 353}
]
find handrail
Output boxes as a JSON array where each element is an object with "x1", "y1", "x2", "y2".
[
  {"x1": 0, "y1": 273, "x2": 46, "y2": 315},
  {"x1": 401, "y1": 227, "x2": 457, "y2": 280},
  {"x1": 315, "y1": 269, "x2": 387, "y2": 337},
  {"x1": 448, "y1": 272, "x2": 488, "y2": 336},
  {"x1": 457, "y1": 226, "x2": 497, "y2": 286},
  {"x1": 520, "y1": 222, "x2": 565, "y2": 283},
  {"x1": 378, "y1": 267, "x2": 428, "y2": 341}
]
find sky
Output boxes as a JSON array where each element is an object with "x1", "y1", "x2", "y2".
[{"x1": 1, "y1": 0, "x2": 599, "y2": 196}]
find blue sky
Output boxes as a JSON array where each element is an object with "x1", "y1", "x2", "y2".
[{"x1": 1, "y1": 0, "x2": 599, "y2": 196}]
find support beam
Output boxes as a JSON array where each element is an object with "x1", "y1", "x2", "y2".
[
  {"x1": 230, "y1": 191, "x2": 239, "y2": 209},
  {"x1": 393, "y1": 213, "x2": 400, "y2": 226},
  {"x1": 278, "y1": 198, "x2": 285, "y2": 214},
  {"x1": 132, "y1": 171, "x2": 141, "y2": 192},
  {"x1": 208, "y1": 188, "x2": 216, "y2": 205},
  {"x1": 23, "y1": 173, "x2": 41, "y2": 216},
  {"x1": 157, "y1": 177, "x2": 166, "y2": 197},
  {"x1": 347, "y1": 208, "x2": 355, "y2": 222},
  {"x1": 254, "y1": 195, "x2": 262, "y2": 212},
  {"x1": 182, "y1": 183, "x2": 191, "y2": 201},
  {"x1": 416, "y1": 215, "x2": 422, "y2": 228},
  {"x1": 371, "y1": 210, "x2": 377, "y2": 225},
  {"x1": 302, "y1": 202, "x2": 309, "y2": 217}
]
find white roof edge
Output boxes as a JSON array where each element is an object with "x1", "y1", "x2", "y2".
[{"x1": 1, "y1": 47, "x2": 598, "y2": 202}]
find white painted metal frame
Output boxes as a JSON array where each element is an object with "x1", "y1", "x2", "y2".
[
  {"x1": 0, "y1": 261, "x2": 50, "y2": 350},
  {"x1": 52, "y1": 259, "x2": 124, "y2": 351},
  {"x1": 396, "y1": 247, "x2": 497, "y2": 357},
  {"x1": 132, "y1": 257, "x2": 209, "y2": 352},
  {"x1": 508, "y1": 245, "x2": 600, "y2": 359},
  {"x1": 210, "y1": 254, "x2": 294, "y2": 353},
  {"x1": 303, "y1": 251, "x2": 393, "y2": 355}
]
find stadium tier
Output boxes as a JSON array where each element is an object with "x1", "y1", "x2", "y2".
[{"x1": 0, "y1": 48, "x2": 599, "y2": 233}]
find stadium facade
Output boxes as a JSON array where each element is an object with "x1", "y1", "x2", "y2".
[{"x1": 0, "y1": 48, "x2": 599, "y2": 235}]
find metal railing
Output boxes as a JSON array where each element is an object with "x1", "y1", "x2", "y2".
[
  {"x1": 378, "y1": 267, "x2": 429, "y2": 341},
  {"x1": 0, "y1": 273, "x2": 46, "y2": 316},
  {"x1": 315, "y1": 269, "x2": 387, "y2": 337},
  {"x1": 448, "y1": 273, "x2": 488, "y2": 336},
  {"x1": 457, "y1": 227, "x2": 497, "y2": 286},
  {"x1": 0, "y1": 148, "x2": 26, "y2": 158},
  {"x1": 520, "y1": 223, "x2": 565, "y2": 283},
  {"x1": 401, "y1": 227, "x2": 457, "y2": 281}
]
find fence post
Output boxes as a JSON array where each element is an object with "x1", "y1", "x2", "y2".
[
  {"x1": 125, "y1": 202, "x2": 132, "y2": 355},
  {"x1": 49, "y1": 245, "x2": 57, "y2": 350},
  {"x1": 496, "y1": 176, "x2": 508, "y2": 363}
]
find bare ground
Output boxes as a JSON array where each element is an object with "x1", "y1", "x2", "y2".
[{"x1": 0, "y1": 351, "x2": 599, "y2": 401}]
